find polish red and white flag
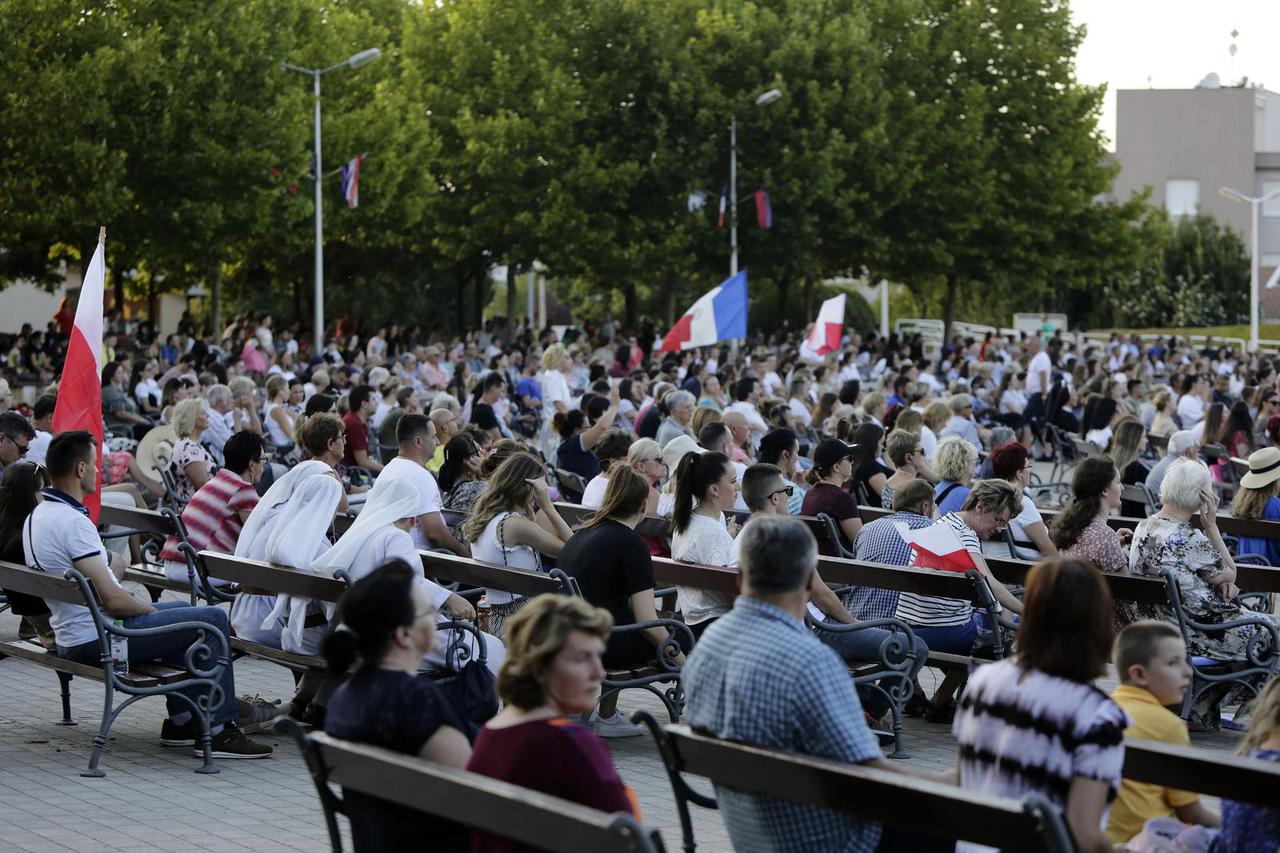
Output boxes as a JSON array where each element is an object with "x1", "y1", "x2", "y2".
[{"x1": 52, "y1": 228, "x2": 106, "y2": 520}]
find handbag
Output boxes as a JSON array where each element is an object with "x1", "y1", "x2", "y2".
[{"x1": 426, "y1": 626, "x2": 497, "y2": 738}]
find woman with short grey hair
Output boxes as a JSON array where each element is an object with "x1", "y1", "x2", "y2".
[
  {"x1": 1129, "y1": 457, "x2": 1279, "y2": 729},
  {"x1": 933, "y1": 436, "x2": 979, "y2": 515},
  {"x1": 655, "y1": 389, "x2": 696, "y2": 447}
]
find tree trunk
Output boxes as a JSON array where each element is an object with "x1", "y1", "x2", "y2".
[
  {"x1": 623, "y1": 279, "x2": 637, "y2": 330},
  {"x1": 456, "y1": 275, "x2": 466, "y2": 335},
  {"x1": 505, "y1": 264, "x2": 517, "y2": 341},
  {"x1": 210, "y1": 265, "x2": 222, "y2": 338},
  {"x1": 942, "y1": 275, "x2": 958, "y2": 345},
  {"x1": 778, "y1": 275, "x2": 792, "y2": 331},
  {"x1": 801, "y1": 278, "x2": 816, "y2": 324}
]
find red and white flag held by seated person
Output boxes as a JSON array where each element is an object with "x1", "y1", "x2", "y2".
[
  {"x1": 895, "y1": 521, "x2": 977, "y2": 574},
  {"x1": 799, "y1": 293, "x2": 845, "y2": 361},
  {"x1": 52, "y1": 228, "x2": 106, "y2": 521}
]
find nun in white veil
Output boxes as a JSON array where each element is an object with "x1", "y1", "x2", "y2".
[
  {"x1": 228, "y1": 461, "x2": 340, "y2": 647},
  {"x1": 312, "y1": 478, "x2": 506, "y2": 675}
]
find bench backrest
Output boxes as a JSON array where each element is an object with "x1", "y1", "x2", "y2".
[
  {"x1": 332, "y1": 508, "x2": 467, "y2": 540},
  {"x1": 199, "y1": 551, "x2": 349, "y2": 601},
  {"x1": 98, "y1": 503, "x2": 178, "y2": 537},
  {"x1": 305, "y1": 730, "x2": 665, "y2": 853},
  {"x1": 856, "y1": 505, "x2": 1280, "y2": 592},
  {"x1": 1123, "y1": 737, "x2": 1280, "y2": 809},
  {"x1": 0, "y1": 559, "x2": 89, "y2": 606},
  {"x1": 418, "y1": 550, "x2": 572, "y2": 598},
  {"x1": 662, "y1": 724, "x2": 1072, "y2": 852}
]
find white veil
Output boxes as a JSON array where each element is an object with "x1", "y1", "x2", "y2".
[{"x1": 260, "y1": 474, "x2": 344, "y2": 650}]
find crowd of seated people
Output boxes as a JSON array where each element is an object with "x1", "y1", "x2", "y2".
[{"x1": 7, "y1": 311, "x2": 1280, "y2": 850}]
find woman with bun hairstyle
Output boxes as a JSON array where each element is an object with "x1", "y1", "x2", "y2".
[
  {"x1": 323, "y1": 561, "x2": 473, "y2": 853},
  {"x1": 670, "y1": 450, "x2": 740, "y2": 638}
]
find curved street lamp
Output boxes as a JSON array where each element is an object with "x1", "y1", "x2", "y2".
[{"x1": 282, "y1": 48, "x2": 382, "y2": 351}]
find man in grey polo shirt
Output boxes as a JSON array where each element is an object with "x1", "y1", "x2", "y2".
[
  {"x1": 24, "y1": 430, "x2": 270, "y2": 758},
  {"x1": 1146, "y1": 430, "x2": 1199, "y2": 503}
]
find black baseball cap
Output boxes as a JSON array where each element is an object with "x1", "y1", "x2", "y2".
[{"x1": 813, "y1": 438, "x2": 858, "y2": 469}]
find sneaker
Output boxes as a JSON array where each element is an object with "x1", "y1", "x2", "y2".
[
  {"x1": 300, "y1": 702, "x2": 327, "y2": 729},
  {"x1": 196, "y1": 723, "x2": 273, "y2": 759},
  {"x1": 238, "y1": 694, "x2": 284, "y2": 736},
  {"x1": 591, "y1": 710, "x2": 644, "y2": 739},
  {"x1": 160, "y1": 717, "x2": 202, "y2": 747}
]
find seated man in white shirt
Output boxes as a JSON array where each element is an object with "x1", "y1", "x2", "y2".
[
  {"x1": 726, "y1": 377, "x2": 769, "y2": 444},
  {"x1": 370, "y1": 414, "x2": 470, "y2": 557},
  {"x1": 1176, "y1": 374, "x2": 1209, "y2": 430},
  {"x1": 26, "y1": 431, "x2": 271, "y2": 757},
  {"x1": 25, "y1": 394, "x2": 56, "y2": 467}
]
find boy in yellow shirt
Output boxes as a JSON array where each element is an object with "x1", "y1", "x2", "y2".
[{"x1": 1106, "y1": 620, "x2": 1220, "y2": 843}]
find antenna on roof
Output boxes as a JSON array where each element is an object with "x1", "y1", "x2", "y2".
[{"x1": 1229, "y1": 29, "x2": 1239, "y2": 85}]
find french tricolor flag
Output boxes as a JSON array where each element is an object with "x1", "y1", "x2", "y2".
[
  {"x1": 660, "y1": 271, "x2": 748, "y2": 352},
  {"x1": 341, "y1": 155, "x2": 362, "y2": 209}
]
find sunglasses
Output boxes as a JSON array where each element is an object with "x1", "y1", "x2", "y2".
[{"x1": 771, "y1": 485, "x2": 795, "y2": 498}]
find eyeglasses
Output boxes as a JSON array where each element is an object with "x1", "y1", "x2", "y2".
[
  {"x1": 257, "y1": 455, "x2": 271, "y2": 464},
  {"x1": 2, "y1": 434, "x2": 29, "y2": 456},
  {"x1": 771, "y1": 485, "x2": 795, "y2": 498}
]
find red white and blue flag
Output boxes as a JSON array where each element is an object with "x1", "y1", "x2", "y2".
[
  {"x1": 52, "y1": 228, "x2": 106, "y2": 520},
  {"x1": 340, "y1": 155, "x2": 363, "y2": 209},
  {"x1": 660, "y1": 271, "x2": 748, "y2": 352},
  {"x1": 716, "y1": 183, "x2": 728, "y2": 228},
  {"x1": 754, "y1": 189, "x2": 772, "y2": 229}
]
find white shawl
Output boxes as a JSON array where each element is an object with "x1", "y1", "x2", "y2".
[
  {"x1": 260, "y1": 475, "x2": 344, "y2": 650},
  {"x1": 235, "y1": 460, "x2": 333, "y2": 560}
]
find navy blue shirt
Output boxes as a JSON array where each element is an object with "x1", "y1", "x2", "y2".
[
  {"x1": 325, "y1": 667, "x2": 470, "y2": 853},
  {"x1": 556, "y1": 434, "x2": 600, "y2": 480}
]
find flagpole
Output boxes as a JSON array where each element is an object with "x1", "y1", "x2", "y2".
[{"x1": 729, "y1": 115, "x2": 738, "y2": 278}]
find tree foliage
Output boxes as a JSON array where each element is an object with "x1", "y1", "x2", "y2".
[{"x1": 0, "y1": 0, "x2": 1186, "y2": 338}]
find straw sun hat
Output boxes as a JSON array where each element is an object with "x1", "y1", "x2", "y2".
[{"x1": 1240, "y1": 447, "x2": 1280, "y2": 490}]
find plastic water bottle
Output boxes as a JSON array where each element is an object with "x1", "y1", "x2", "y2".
[
  {"x1": 110, "y1": 619, "x2": 129, "y2": 674},
  {"x1": 476, "y1": 595, "x2": 491, "y2": 634}
]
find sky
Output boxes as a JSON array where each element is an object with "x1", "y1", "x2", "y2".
[{"x1": 1069, "y1": 0, "x2": 1280, "y2": 149}]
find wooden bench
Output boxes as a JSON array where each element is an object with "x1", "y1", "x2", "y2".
[
  {"x1": 284, "y1": 721, "x2": 666, "y2": 853},
  {"x1": 636, "y1": 717, "x2": 1074, "y2": 853},
  {"x1": 0, "y1": 560, "x2": 229, "y2": 776},
  {"x1": 200, "y1": 550, "x2": 350, "y2": 672},
  {"x1": 99, "y1": 503, "x2": 226, "y2": 604},
  {"x1": 419, "y1": 550, "x2": 691, "y2": 722},
  {"x1": 1122, "y1": 737, "x2": 1280, "y2": 809}
]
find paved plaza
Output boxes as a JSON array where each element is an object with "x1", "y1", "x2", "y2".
[{"x1": 0, "y1": 587, "x2": 1242, "y2": 853}]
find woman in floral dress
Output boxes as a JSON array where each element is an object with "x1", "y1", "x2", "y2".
[{"x1": 1051, "y1": 456, "x2": 1141, "y2": 634}]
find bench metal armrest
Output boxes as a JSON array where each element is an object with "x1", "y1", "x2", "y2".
[
  {"x1": 610, "y1": 619, "x2": 694, "y2": 673},
  {"x1": 68, "y1": 566, "x2": 231, "y2": 681},
  {"x1": 809, "y1": 616, "x2": 921, "y2": 672},
  {"x1": 177, "y1": 542, "x2": 237, "y2": 603},
  {"x1": 434, "y1": 618, "x2": 488, "y2": 669},
  {"x1": 1181, "y1": 611, "x2": 1280, "y2": 670},
  {"x1": 1239, "y1": 591, "x2": 1272, "y2": 613}
]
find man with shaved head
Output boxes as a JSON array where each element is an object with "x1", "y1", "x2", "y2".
[
  {"x1": 722, "y1": 410, "x2": 753, "y2": 463},
  {"x1": 426, "y1": 406, "x2": 459, "y2": 473}
]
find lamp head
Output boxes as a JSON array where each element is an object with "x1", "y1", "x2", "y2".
[
  {"x1": 347, "y1": 48, "x2": 382, "y2": 69},
  {"x1": 755, "y1": 88, "x2": 783, "y2": 107}
]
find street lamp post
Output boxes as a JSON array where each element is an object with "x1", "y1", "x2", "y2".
[
  {"x1": 283, "y1": 48, "x2": 381, "y2": 351},
  {"x1": 729, "y1": 87, "x2": 783, "y2": 277},
  {"x1": 1220, "y1": 185, "x2": 1280, "y2": 352}
]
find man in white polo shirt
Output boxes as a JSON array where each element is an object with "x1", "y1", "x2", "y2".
[
  {"x1": 370, "y1": 413, "x2": 470, "y2": 558},
  {"x1": 25, "y1": 431, "x2": 270, "y2": 758}
]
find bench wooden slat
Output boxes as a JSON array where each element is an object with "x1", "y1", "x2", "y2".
[
  {"x1": 0, "y1": 639, "x2": 188, "y2": 687},
  {"x1": 231, "y1": 637, "x2": 322, "y2": 671},
  {"x1": 123, "y1": 566, "x2": 197, "y2": 595},
  {"x1": 311, "y1": 732, "x2": 662, "y2": 852},
  {"x1": 0, "y1": 561, "x2": 91, "y2": 606},
  {"x1": 650, "y1": 558, "x2": 739, "y2": 596},
  {"x1": 1123, "y1": 738, "x2": 1280, "y2": 809},
  {"x1": 98, "y1": 504, "x2": 176, "y2": 536},
  {"x1": 199, "y1": 552, "x2": 348, "y2": 601},
  {"x1": 667, "y1": 725, "x2": 1057, "y2": 851},
  {"x1": 419, "y1": 551, "x2": 567, "y2": 597}
]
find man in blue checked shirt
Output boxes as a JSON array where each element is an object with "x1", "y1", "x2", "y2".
[
  {"x1": 850, "y1": 478, "x2": 937, "y2": 621},
  {"x1": 683, "y1": 515, "x2": 951, "y2": 853}
]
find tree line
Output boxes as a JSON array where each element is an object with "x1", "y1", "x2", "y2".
[{"x1": 0, "y1": 0, "x2": 1247, "y2": 337}]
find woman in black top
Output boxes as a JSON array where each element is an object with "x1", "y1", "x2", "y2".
[
  {"x1": 552, "y1": 384, "x2": 619, "y2": 481},
  {"x1": 323, "y1": 562, "x2": 473, "y2": 853},
  {"x1": 557, "y1": 468, "x2": 688, "y2": 722},
  {"x1": 849, "y1": 421, "x2": 892, "y2": 504},
  {"x1": 0, "y1": 461, "x2": 54, "y2": 648}
]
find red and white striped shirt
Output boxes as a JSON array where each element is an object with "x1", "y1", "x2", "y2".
[{"x1": 159, "y1": 469, "x2": 259, "y2": 562}]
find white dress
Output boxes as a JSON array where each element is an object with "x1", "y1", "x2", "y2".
[{"x1": 469, "y1": 511, "x2": 542, "y2": 607}]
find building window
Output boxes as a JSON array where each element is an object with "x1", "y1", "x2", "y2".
[
  {"x1": 1264, "y1": 181, "x2": 1280, "y2": 217},
  {"x1": 1165, "y1": 179, "x2": 1199, "y2": 217}
]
